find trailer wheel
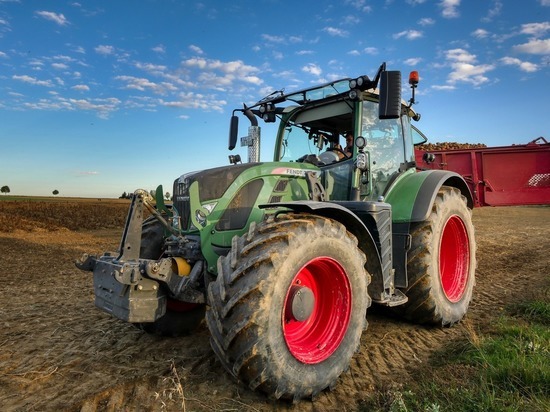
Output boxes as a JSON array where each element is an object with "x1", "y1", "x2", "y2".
[
  {"x1": 137, "y1": 216, "x2": 205, "y2": 337},
  {"x1": 397, "y1": 186, "x2": 476, "y2": 325},
  {"x1": 206, "y1": 214, "x2": 370, "y2": 400}
]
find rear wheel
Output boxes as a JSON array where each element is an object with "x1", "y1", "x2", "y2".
[
  {"x1": 206, "y1": 214, "x2": 370, "y2": 400},
  {"x1": 396, "y1": 186, "x2": 476, "y2": 325},
  {"x1": 137, "y1": 216, "x2": 205, "y2": 337}
]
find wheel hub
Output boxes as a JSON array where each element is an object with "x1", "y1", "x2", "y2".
[
  {"x1": 286, "y1": 285, "x2": 315, "y2": 322},
  {"x1": 282, "y1": 256, "x2": 352, "y2": 364}
]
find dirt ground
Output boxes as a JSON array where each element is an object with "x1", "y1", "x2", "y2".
[{"x1": 0, "y1": 204, "x2": 548, "y2": 411}]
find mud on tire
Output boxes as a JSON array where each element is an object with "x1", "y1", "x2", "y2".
[
  {"x1": 206, "y1": 214, "x2": 371, "y2": 400},
  {"x1": 395, "y1": 186, "x2": 476, "y2": 326}
]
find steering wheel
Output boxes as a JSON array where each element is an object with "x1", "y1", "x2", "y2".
[{"x1": 297, "y1": 153, "x2": 322, "y2": 166}]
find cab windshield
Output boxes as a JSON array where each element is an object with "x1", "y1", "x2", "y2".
[
  {"x1": 276, "y1": 100, "x2": 353, "y2": 164},
  {"x1": 273, "y1": 98, "x2": 412, "y2": 200}
]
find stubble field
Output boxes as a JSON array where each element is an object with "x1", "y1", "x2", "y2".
[{"x1": 0, "y1": 198, "x2": 548, "y2": 411}]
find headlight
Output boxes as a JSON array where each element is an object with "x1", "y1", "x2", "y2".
[{"x1": 195, "y1": 209, "x2": 207, "y2": 227}]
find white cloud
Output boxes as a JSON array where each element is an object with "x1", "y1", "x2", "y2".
[
  {"x1": 446, "y1": 48, "x2": 476, "y2": 63},
  {"x1": 541, "y1": 0, "x2": 550, "y2": 5},
  {"x1": 500, "y1": 57, "x2": 539, "y2": 72},
  {"x1": 184, "y1": 57, "x2": 207, "y2": 69},
  {"x1": 53, "y1": 55, "x2": 75, "y2": 62},
  {"x1": 72, "y1": 84, "x2": 90, "y2": 91},
  {"x1": 135, "y1": 62, "x2": 167, "y2": 74},
  {"x1": 159, "y1": 92, "x2": 226, "y2": 112},
  {"x1": 296, "y1": 50, "x2": 314, "y2": 55},
  {"x1": 152, "y1": 44, "x2": 165, "y2": 54},
  {"x1": 0, "y1": 51, "x2": 7, "y2": 58},
  {"x1": 184, "y1": 58, "x2": 260, "y2": 79},
  {"x1": 12, "y1": 74, "x2": 54, "y2": 87},
  {"x1": 94, "y1": 45, "x2": 115, "y2": 55},
  {"x1": 513, "y1": 38, "x2": 550, "y2": 55},
  {"x1": 472, "y1": 29, "x2": 489, "y2": 39},
  {"x1": 302, "y1": 63, "x2": 322, "y2": 76},
  {"x1": 189, "y1": 44, "x2": 204, "y2": 55},
  {"x1": 69, "y1": 97, "x2": 120, "y2": 118},
  {"x1": 482, "y1": 0, "x2": 502, "y2": 22},
  {"x1": 346, "y1": 0, "x2": 372, "y2": 12},
  {"x1": 121, "y1": 57, "x2": 265, "y2": 97},
  {"x1": 520, "y1": 22, "x2": 550, "y2": 38},
  {"x1": 348, "y1": 50, "x2": 361, "y2": 56},
  {"x1": 439, "y1": 0, "x2": 460, "y2": 19},
  {"x1": 404, "y1": 57, "x2": 423, "y2": 66},
  {"x1": 323, "y1": 27, "x2": 349, "y2": 37},
  {"x1": 35, "y1": 11, "x2": 69, "y2": 26},
  {"x1": 364, "y1": 47, "x2": 378, "y2": 55},
  {"x1": 407, "y1": 0, "x2": 428, "y2": 4},
  {"x1": 432, "y1": 84, "x2": 456, "y2": 91},
  {"x1": 418, "y1": 17, "x2": 435, "y2": 26},
  {"x1": 342, "y1": 15, "x2": 361, "y2": 25},
  {"x1": 19, "y1": 94, "x2": 120, "y2": 118},
  {"x1": 448, "y1": 63, "x2": 494, "y2": 86},
  {"x1": 444, "y1": 48, "x2": 495, "y2": 86},
  {"x1": 261, "y1": 34, "x2": 285, "y2": 43},
  {"x1": 393, "y1": 30, "x2": 423, "y2": 40},
  {"x1": 52, "y1": 62, "x2": 68, "y2": 70},
  {"x1": 115, "y1": 75, "x2": 175, "y2": 94}
]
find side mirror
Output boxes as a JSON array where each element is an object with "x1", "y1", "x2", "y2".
[
  {"x1": 379, "y1": 70, "x2": 402, "y2": 119},
  {"x1": 228, "y1": 115, "x2": 239, "y2": 150}
]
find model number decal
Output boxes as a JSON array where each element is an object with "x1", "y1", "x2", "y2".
[{"x1": 271, "y1": 167, "x2": 319, "y2": 177}]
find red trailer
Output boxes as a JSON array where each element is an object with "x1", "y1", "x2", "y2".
[{"x1": 415, "y1": 137, "x2": 550, "y2": 207}]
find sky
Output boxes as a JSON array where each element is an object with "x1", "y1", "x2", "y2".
[{"x1": 0, "y1": 0, "x2": 549, "y2": 198}]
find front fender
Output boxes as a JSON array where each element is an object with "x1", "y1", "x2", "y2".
[
  {"x1": 260, "y1": 201, "x2": 389, "y2": 301},
  {"x1": 260, "y1": 200, "x2": 376, "y2": 252},
  {"x1": 385, "y1": 170, "x2": 473, "y2": 223}
]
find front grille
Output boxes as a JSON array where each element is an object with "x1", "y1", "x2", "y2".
[{"x1": 173, "y1": 180, "x2": 191, "y2": 230}]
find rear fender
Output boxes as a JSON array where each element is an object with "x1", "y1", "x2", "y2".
[
  {"x1": 384, "y1": 170, "x2": 473, "y2": 288},
  {"x1": 260, "y1": 201, "x2": 389, "y2": 302},
  {"x1": 385, "y1": 170, "x2": 473, "y2": 223}
]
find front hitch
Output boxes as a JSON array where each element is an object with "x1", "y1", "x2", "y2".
[{"x1": 76, "y1": 188, "x2": 205, "y2": 323}]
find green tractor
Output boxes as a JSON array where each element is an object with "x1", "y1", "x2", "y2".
[{"x1": 77, "y1": 63, "x2": 476, "y2": 400}]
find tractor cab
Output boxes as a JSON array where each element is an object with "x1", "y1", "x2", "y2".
[{"x1": 271, "y1": 95, "x2": 417, "y2": 201}]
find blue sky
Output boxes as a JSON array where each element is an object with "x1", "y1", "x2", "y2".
[{"x1": 1, "y1": 0, "x2": 549, "y2": 198}]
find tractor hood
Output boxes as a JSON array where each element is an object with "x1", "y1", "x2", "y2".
[{"x1": 174, "y1": 163, "x2": 263, "y2": 204}]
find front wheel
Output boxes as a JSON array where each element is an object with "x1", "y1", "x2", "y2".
[
  {"x1": 206, "y1": 214, "x2": 370, "y2": 400},
  {"x1": 395, "y1": 186, "x2": 476, "y2": 325}
]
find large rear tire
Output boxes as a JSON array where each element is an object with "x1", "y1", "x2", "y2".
[
  {"x1": 396, "y1": 186, "x2": 476, "y2": 325},
  {"x1": 206, "y1": 214, "x2": 370, "y2": 400},
  {"x1": 137, "y1": 216, "x2": 205, "y2": 337}
]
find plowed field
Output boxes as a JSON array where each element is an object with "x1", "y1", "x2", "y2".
[{"x1": 0, "y1": 200, "x2": 548, "y2": 411}]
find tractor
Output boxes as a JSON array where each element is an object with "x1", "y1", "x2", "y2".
[{"x1": 76, "y1": 63, "x2": 476, "y2": 400}]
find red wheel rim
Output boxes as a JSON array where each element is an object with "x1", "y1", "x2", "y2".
[
  {"x1": 439, "y1": 215, "x2": 470, "y2": 302},
  {"x1": 282, "y1": 257, "x2": 352, "y2": 364}
]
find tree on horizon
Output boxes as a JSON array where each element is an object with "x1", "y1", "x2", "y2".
[{"x1": 1, "y1": 185, "x2": 10, "y2": 195}]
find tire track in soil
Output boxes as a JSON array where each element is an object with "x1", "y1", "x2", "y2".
[{"x1": 0, "y1": 206, "x2": 548, "y2": 411}]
